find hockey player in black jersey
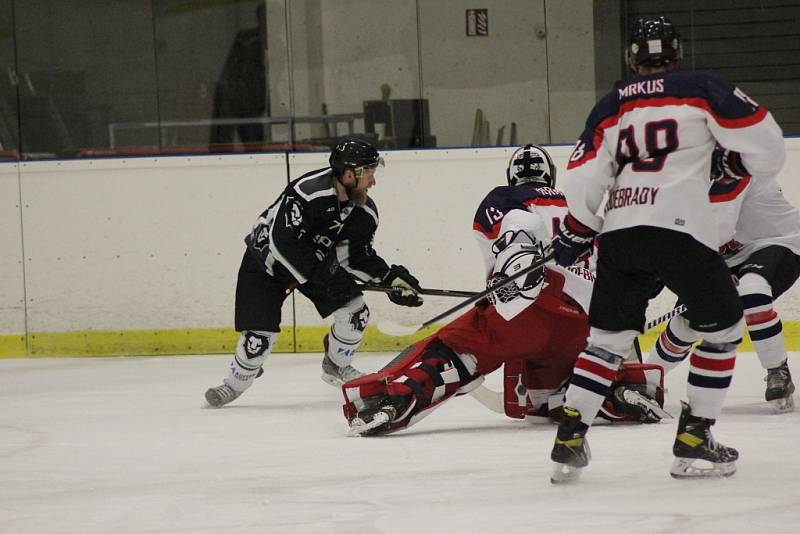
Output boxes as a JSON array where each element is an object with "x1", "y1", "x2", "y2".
[
  {"x1": 205, "y1": 139, "x2": 424, "y2": 407},
  {"x1": 549, "y1": 16, "x2": 785, "y2": 482}
]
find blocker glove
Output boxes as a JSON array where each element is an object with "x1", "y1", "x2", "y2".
[
  {"x1": 552, "y1": 213, "x2": 596, "y2": 267},
  {"x1": 381, "y1": 264, "x2": 423, "y2": 307}
]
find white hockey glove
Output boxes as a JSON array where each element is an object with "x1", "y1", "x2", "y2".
[{"x1": 381, "y1": 265, "x2": 423, "y2": 307}]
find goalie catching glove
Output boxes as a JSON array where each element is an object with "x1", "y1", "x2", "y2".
[
  {"x1": 381, "y1": 264, "x2": 423, "y2": 307},
  {"x1": 552, "y1": 213, "x2": 596, "y2": 267}
]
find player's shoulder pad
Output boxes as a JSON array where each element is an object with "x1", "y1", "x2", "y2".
[
  {"x1": 481, "y1": 184, "x2": 562, "y2": 205},
  {"x1": 356, "y1": 196, "x2": 380, "y2": 227},
  {"x1": 583, "y1": 86, "x2": 624, "y2": 133},
  {"x1": 670, "y1": 70, "x2": 764, "y2": 123},
  {"x1": 291, "y1": 168, "x2": 337, "y2": 201}
]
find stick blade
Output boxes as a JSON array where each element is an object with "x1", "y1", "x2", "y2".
[
  {"x1": 469, "y1": 384, "x2": 504, "y2": 414},
  {"x1": 375, "y1": 320, "x2": 423, "y2": 337}
]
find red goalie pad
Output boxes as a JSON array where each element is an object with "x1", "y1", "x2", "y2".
[{"x1": 342, "y1": 336, "x2": 482, "y2": 434}]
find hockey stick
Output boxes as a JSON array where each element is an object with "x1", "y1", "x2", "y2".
[
  {"x1": 470, "y1": 303, "x2": 688, "y2": 415},
  {"x1": 645, "y1": 303, "x2": 687, "y2": 331},
  {"x1": 376, "y1": 247, "x2": 554, "y2": 336},
  {"x1": 360, "y1": 284, "x2": 477, "y2": 298}
]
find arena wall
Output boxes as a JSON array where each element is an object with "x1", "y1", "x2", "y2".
[{"x1": 1, "y1": 139, "x2": 798, "y2": 357}]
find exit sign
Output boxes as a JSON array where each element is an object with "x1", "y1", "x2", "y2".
[{"x1": 466, "y1": 9, "x2": 488, "y2": 36}]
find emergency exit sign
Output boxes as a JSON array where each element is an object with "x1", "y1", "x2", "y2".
[{"x1": 466, "y1": 9, "x2": 488, "y2": 36}]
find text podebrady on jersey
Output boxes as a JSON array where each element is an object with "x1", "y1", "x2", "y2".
[{"x1": 605, "y1": 186, "x2": 660, "y2": 212}]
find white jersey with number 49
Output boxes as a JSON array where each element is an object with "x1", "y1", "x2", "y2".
[{"x1": 565, "y1": 69, "x2": 785, "y2": 250}]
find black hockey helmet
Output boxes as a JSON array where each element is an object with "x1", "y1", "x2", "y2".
[
  {"x1": 627, "y1": 16, "x2": 682, "y2": 69},
  {"x1": 506, "y1": 144, "x2": 556, "y2": 188},
  {"x1": 329, "y1": 138, "x2": 384, "y2": 178}
]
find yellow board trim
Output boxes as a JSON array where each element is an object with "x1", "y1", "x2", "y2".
[
  {"x1": 0, "y1": 323, "x2": 796, "y2": 359},
  {"x1": 0, "y1": 324, "x2": 442, "y2": 359}
]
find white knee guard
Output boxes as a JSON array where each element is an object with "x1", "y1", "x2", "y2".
[
  {"x1": 328, "y1": 296, "x2": 369, "y2": 367},
  {"x1": 664, "y1": 315, "x2": 697, "y2": 345},
  {"x1": 646, "y1": 315, "x2": 696, "y2": 376},
  {"x1": 224, "y1": 330, "x2": 278, "y2": 392},
  {"x1": 587, "y1": 327, "x2": 639, "y2": 359},
  {"x1": 738, "y1": 272, "x2": 786, "y2": 369},
  {"x1": 698, "y1": 318, "x2": 744, "y2": 346}
]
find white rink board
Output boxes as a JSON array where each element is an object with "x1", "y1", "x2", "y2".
[
  {"x1": 1, "y1": 140, "x2": 799, "y2": 337},
  {"x1": 0, "y1": 162, "x2": 25, "y2": 334},
  {"x1": 15, "y1": 154, "x2": 289, "y2": 332}
]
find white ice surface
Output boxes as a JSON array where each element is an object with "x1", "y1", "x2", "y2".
[{"x1": 1, "y1": 352, "x2": 799, "y2": 534}]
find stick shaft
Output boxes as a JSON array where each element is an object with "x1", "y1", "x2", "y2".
[
  {"x1": 415, "y1": 247, "x2": 553, "y2": 331},
  {"x1": 645, "y1": 304, "x2": 687, "y2": 331},
  {"x1": 360, "y1": 284, "x2": 476, "y2": 298}
]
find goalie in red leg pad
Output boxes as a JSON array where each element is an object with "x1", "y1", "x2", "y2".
[
  {"x1": 342, "y1": 242, "x2": 592, "y2": 436},
  {"x1": 342, "y1": 337, "x2": 483, "y2": 435}
]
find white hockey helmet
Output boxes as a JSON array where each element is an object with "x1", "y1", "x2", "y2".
[{"x1": 506, "y1": 144, "x2": 556, "y2": 188}]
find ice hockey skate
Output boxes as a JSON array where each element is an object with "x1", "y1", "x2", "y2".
[
  {"x1": 670, "y1": 401, "x2": 738, "y2": 479},
  {"x1": 204, "y1": 383, "x2": 241, "y2": 408},
  {"x1": 320, "y1": 334, "x2": 365, "y2": 387},
  {"x1": 765, "y1": 361, "x2": 795, "y2": 413},
  {"x1": 550, "y1": 407, "x2": 591, "y2": 484},
  {"x1": 347, "y1": 405, "x2": 397, "y2": 437}
]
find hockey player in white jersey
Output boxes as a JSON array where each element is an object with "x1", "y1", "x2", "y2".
[
  {"x1": 549, "y1": 16, "x2": 785, "y2": 482},
  {"x1": 648, "y1": 145, "x2": 799, "y2": 412}
]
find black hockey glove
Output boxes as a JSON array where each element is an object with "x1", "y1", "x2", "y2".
[
  {"x1": 552, "y1": 214, "x2": 596, "y2": 267},
  {"x1": 381, "y1": 264, "x2": 423, "y2": 307},
  {"x1": 710, "y1": 145, "x2": 749, "y2": 183},
  {"x1": 310, "y1": 256, "x2": 361, "y2": 303}
]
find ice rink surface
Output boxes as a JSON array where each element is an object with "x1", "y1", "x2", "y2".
[{"x1": 2, "y1": 351, "x2": 799, "y2": 534}]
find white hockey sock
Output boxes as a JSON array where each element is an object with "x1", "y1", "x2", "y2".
[
  {"x1": 565, "y1": 348, "x2": 623, "y2": 427},
  {"x1": 686, "y1": 342, "x2": 736, "y2": 420},
  {"x1": 224, "y1": 330, "x2": 277, "y2": 392},
  {"x1": 646, "y1": 316, "x2": 695, "y2": 379},
  {"x1": 739, "y1": 273, "x2": 786, "y2": 370},
  {"x1": 327, "y1": 296, "x2": 369, "y2": 367}
]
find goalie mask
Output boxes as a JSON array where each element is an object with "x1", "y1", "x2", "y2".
[
  {"x1": 487, "y1": 230, "x2": 547, "y2": 320},
  {"x1": 506, "y1": 144, "x2": 556, "y2": 188}
]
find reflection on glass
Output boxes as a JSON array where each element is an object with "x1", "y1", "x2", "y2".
[
  {"x1": 13, "y1": 1, "x2": 160, "y2": 158},
  {"x1": 210, "y1": 3, "x2": 269, "y2": 148},
  {"x1": 0, "y1": 0, "x2": 19, "y2": 160},
  {"x1": 2, "y1": 1, "x2": 797, "y2": 160}
]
